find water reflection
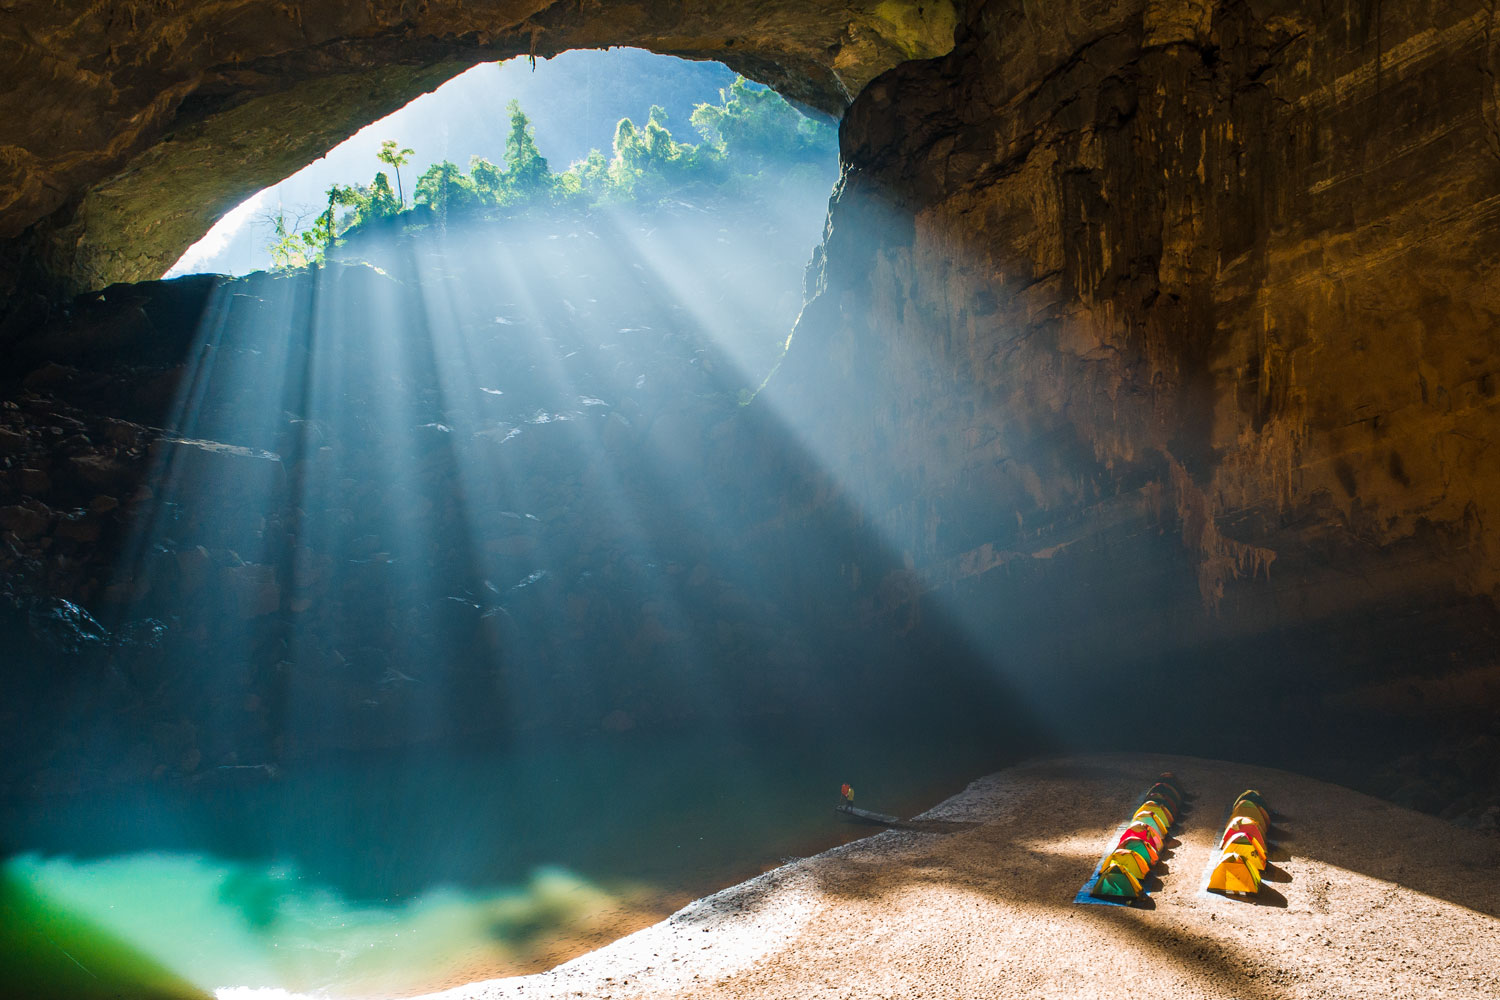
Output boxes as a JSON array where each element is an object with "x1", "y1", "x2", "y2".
[{"x1": 2, "y1": 729, "x2": 1005, "y2": 998}]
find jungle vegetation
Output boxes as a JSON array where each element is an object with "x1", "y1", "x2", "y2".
[{"x1": 269, "y1": 77, "x2": 836, "y2": 269}]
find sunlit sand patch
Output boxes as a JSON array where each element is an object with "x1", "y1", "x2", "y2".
[{"x1": 433, "y1": 864, "x2": 824, "y2": 999}]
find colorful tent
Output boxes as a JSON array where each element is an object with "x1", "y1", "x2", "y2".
[
  {"x1": 1236, "y1": 789, "x2": 1269, "y2": 813},
  {"x1": 1219, "y1": 816, "x2": 1266, "y2": 856},
  {"x1": 1119, "y1": 826, "x2": 1161, "y2": 860},
  {"x1": 1106, "y1": 848, "x2": 1150, "y2": 881},
  {"x1": 1229, "y1": 800, "x2": 1270, "y2": 829},
  {"x1": 1208, "y1": 851, "x2": 1261, "y2": 894},
  {"x1": 1116, "y1": 838, "x2": 1155, "y2": 869},
  {"x1": 1147, "y1": 782, "x2": 1183, "y2": 808},
  {"x1": 1221, "y1": 831, "x2": 1267, "y2": 869},
  {"x1": 1089, "y1": 775, "x2": 1186, "y2": 902},
  {"x1": 1096, "y1": 863, "x2": 1143, "y2": 898},
  {"x1": 1136, "y1": 801, "x2": 1173, "y2": 828},
  {"x1": 1132, "y1": 810, "x2": 1167, "y2": 840},
  {"x1": 1208, "y1": 788, "x2": 1273, "y2": 896}
]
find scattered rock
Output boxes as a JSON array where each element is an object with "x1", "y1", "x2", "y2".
[
  {"x1": 53, "y1": 513, "x2": 102, "y2": 542},
  {"x1": 0, "y1": 503, "x2": 50, "y2": 540}
]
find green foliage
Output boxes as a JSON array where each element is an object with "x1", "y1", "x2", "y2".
[
  {"x1": 377, "y1": 140, "x2": 416, "y2": 207},
  {"x1": 469, "y1": 156, "x2": 506, "y2": 205},
  {"x1": 263, "y1": 80, "x2": 835, "y2": 271},
  {"x1": 267, "y1": 210, "x2": 325, "y2": 270},
  {"x1": 604, "y1": 105, "x2": 727, "y2": 199},
  {"x1": 415, "y1": 160, "x2": 479, "y2": 218},
  {"x1": 691, "y1": 77, "x2": 835, "y2": 168},
  {"x1": 503, "y1": 100, "x2": 552, "y2": 199},
  {"x1": 571, "y1": 150, "x2": 611, "y2": 198}
]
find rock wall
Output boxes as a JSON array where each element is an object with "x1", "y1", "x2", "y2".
[{"x1": 771, "y1": 0, "x2": 1500, "y2": 731}]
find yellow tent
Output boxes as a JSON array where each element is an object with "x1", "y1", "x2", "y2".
[
  {"x1": 1230, "y1": 801, "x2": 1269, "y2": 829},
  {"x1": 1096, "y1": 862, "x2": 1142, "y2": 898},
  {"x1": 1136, "y1": 801, "x2": 1172, "y2": 829},
  {"x1": 1220, "y1": 831, "x2": 1267, "y2": 870},
  {"x1": 1208, "y1": 851, "x2": 1262, "y2": 894},
  {"x1": 1105, "y1": 848, "x2": 1149, "y2": 881}
]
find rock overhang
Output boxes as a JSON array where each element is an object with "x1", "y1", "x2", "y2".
[{"x1": 0, "y1": 0, "x2": 962, "y2": 293}]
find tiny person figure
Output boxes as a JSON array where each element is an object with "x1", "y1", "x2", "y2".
[{"x1": 840, "y1": 783, "x2": 855, "y2": 809}]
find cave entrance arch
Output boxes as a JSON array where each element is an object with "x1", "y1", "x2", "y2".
[{"x1": 3, "y1": 2, "x2": 962, "y2": 295}]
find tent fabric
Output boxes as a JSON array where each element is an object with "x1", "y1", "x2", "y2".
[
  {"x1": 1132, "y1": 811, "x2": 1167, "y2": 839},
  {"x1": 1221, "y1": 832, "x2": 1267, "y2": 869},
  {"x1": 1230, "y1": 801, "x2": 1270, "y2": 829},
  {"x1": 1117, "y1": 839, "x2": 1154, "y2": 869},
  {"x1": 1219, "y1": 816, "x2": 1266, "y2": 855},
  {"x1": 1096, "y1": 864, "x2": 1143, "y2": 898},
  {"x1": 1204, "y1": 788, "x2": 1273, "y2": 897},
  {"x1": 1208, "y1": 852, "x2": 1261, "y2": 894},
  {"x1": 1106, "y1": 849, "x2": 1149, "y2": 880},
  {"x1": 1081, "y1": 773, "x2": 1185, "y2": 905}
]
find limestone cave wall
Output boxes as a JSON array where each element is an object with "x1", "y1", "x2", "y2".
[{"x1": 772, "y1": 0, "x2": 1500, "y2": 729}]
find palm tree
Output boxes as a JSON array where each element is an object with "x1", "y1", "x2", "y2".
[{"x1": 378, "y1": 139, "x2": 415, "y2": 208}]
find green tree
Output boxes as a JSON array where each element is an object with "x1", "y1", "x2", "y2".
[
  {"x1": 568, "y1": 149, "x2": 612, "y2": 198},
  {"x1": 469, "y1": 156, "x2": 507, "y2": 206},
  {"x1": 607, "y1": 117, "x2": 646, "y2": 195},
  {"x1": 377, "y1": 139, "x2": 416, "y2": 207},
  {"x1": 691, "y1": 77, "x2": 834, "y2": 169},
  {"x1": 266, "y1": 210, "x2": 323, "y2": 270},
  {"x1": 414, "y1": 160, "x2": 479, "y2": 220},
  {"x1": 606, "y1": 106, "x2": 724, "y2": 200},
  {"x1": 502, "y1": 100, "x2": 552, "y2": 201},
  {"x1": 365, "y1": 172, "x2": 401, "y2": 219}
]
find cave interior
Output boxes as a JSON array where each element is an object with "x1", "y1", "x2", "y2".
[{"x1": 2, "y1": 0, "x2": 1500, "y2": 995}]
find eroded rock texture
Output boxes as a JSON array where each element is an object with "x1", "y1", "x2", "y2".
[
  {"x1": 774, "y1": 0, "x2": 1500, "y2": 728},
  {"x1": 0, "y1": 0, "x2": 957, "y2": 292}
]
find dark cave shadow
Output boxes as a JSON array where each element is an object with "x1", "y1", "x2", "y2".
[{"x1": 1208, "y1": 883, "x2": 1289, "y2": 908}]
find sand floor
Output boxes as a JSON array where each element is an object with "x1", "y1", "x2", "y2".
[{"x1": 428, "y1": 753, "x2": 1500, "y2": 999}]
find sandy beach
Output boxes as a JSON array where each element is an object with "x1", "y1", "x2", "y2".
[{"x1": 426, "y1": 753, "x2": 1500, "y2": 1000}]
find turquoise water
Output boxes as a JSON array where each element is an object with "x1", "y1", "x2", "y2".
[{"x1": 1, "y1": 727, "x2": 1007, "y2": 998}]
